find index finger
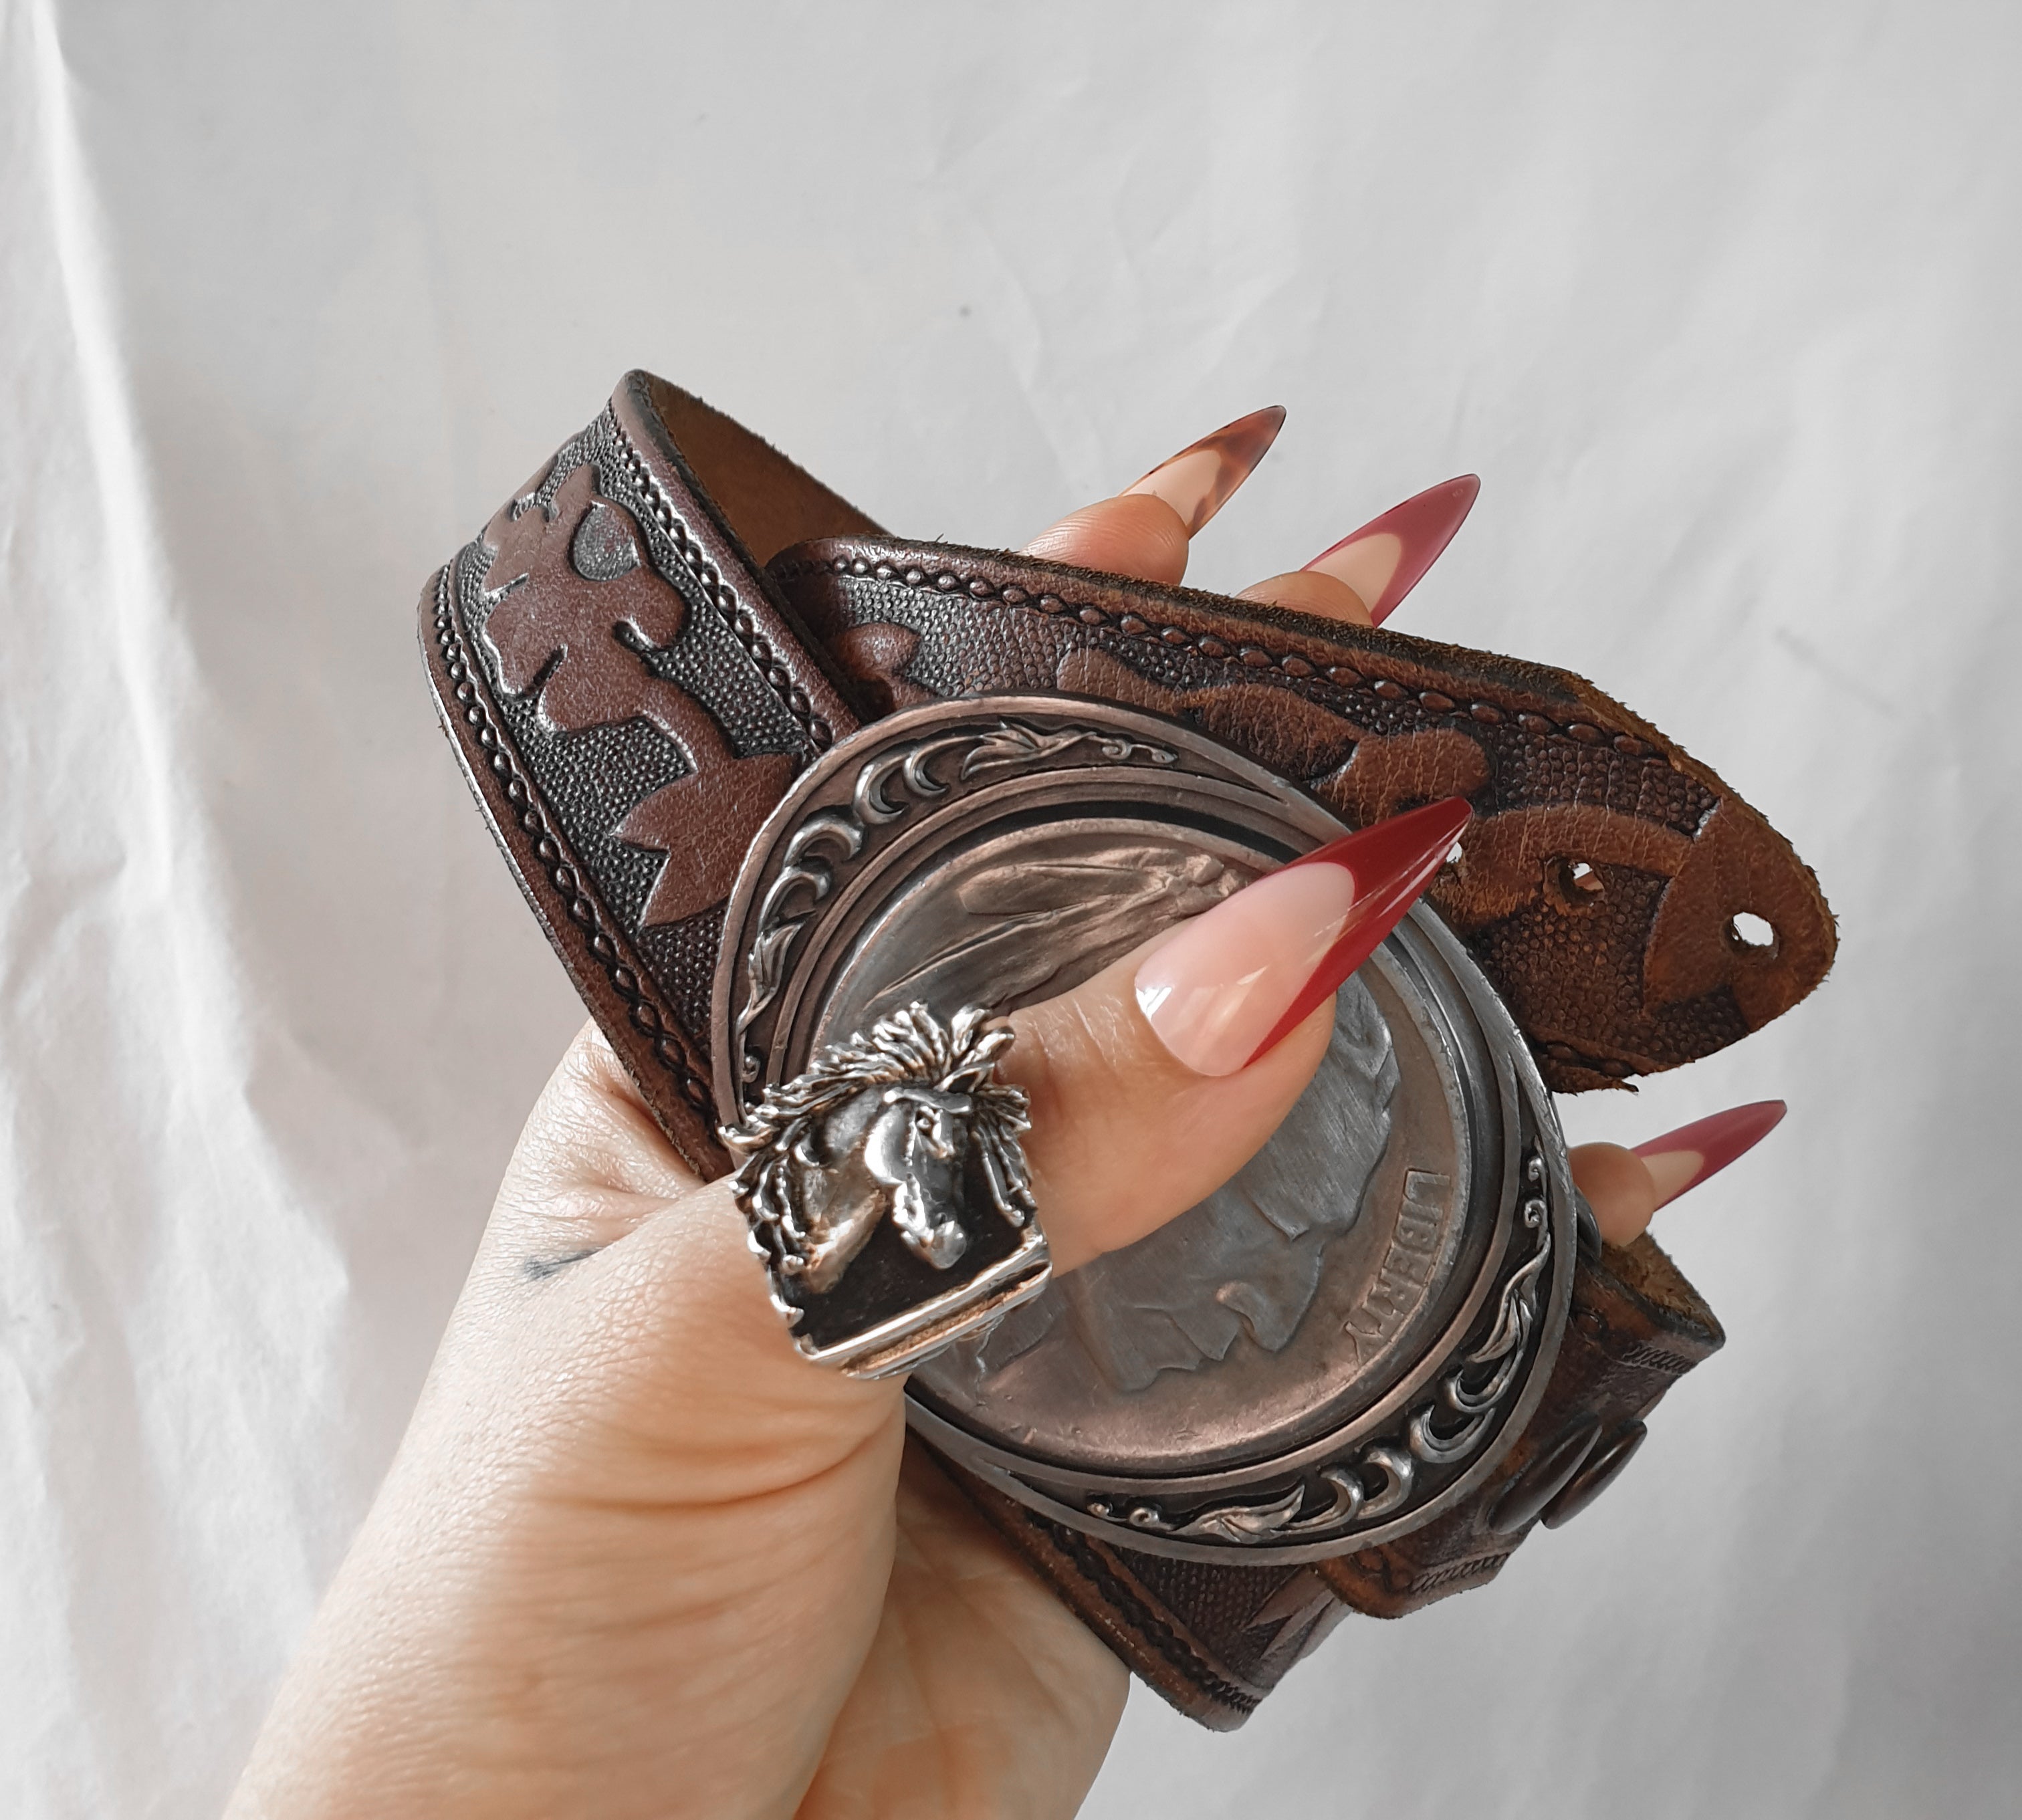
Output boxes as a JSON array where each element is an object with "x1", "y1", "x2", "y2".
[{"x1": 1020, "y1": 405, "x2": 1285, "y2": 582}]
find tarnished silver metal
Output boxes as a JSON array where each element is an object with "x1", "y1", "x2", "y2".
[
  {"x1": 713, "y1": 695, "x2": 1577, "y2": 1555},
  {"x1": 720, "y1": 1000, "x2": 1049, "y2": 1377}
]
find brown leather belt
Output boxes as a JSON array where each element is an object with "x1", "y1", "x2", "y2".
[{"x1": 419, "y1": 372, "x2": 1833, "y2": 1727}]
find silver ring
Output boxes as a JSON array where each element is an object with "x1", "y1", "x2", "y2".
[{"x1": 720, "y1": 1002, "x2": 1051, "y2": 1378}]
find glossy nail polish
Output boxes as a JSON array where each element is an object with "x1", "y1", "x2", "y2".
[
  {"x1": 1122, "y1": 405, "x2": 1286, "y2": 535},
  {"x1": 1134, "y1": 798, "x2": 1472, "y2": 1076},
  {"x1": 1302, "y1": 474, "x2": 1480, "y2": 624},
  {"x1": 1634, "y1": 1101, "x2": 1787, "y2": 1209}
]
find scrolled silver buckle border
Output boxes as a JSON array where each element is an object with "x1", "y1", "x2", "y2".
[
  {"x1": 721, "y1": 1001, "x2": 1051, "y2": 1378},
  {"x1": 709, "y1": 695, "x2": 1579, "y2": 1559}
]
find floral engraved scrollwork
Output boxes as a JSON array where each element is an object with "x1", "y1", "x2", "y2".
[
  {"x1": 736, "y1": 721, "x2": 1177, "y2": 1085},
  {"x1": 1105, "y1": 1149, "x2": 1554, "y2": 1545},
  {"x1": 959, "y1": 721, "x2": 1178, "y2": 779},
  {"x1": 734, "y1": 811, "x2": 865, "y2": 1076}
]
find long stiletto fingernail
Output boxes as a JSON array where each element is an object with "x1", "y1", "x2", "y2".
[
  {"x1": 1302, "y1": 474, "x2": 1480, "y2": 624},
  {"x1": 1122, "y1": 405, "x2": 1286, "y2": 535},
  {"x1": 1135, "y1": 798, "x2": 1472, "y2": 1076},
  {"x1": 1633, "y1": 1101, "x2": 1787, "y2": 1209}
]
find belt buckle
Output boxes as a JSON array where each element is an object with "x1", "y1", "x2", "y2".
[{"x1": 714, "y1": 694, "x2": 1578, "y2": 1559}]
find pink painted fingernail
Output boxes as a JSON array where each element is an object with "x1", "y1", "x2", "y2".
[
  {"x1": 1134, "y1": 798, "x2": 1472, "y2": 1076},
  {"x1": 1633, "y1": 1101, "x2": 1787, "y2": 1210},
  {"x1": 1302, "y1": 474, "x2": 1480, "y2": 624},
  {"x1": 1122, "y1": 405, "x2": 1287, "y2": 535}
]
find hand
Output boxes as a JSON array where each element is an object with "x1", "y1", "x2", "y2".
[{"x1": 229, "y1": 413, "x2": 1782, "y2": 1820}]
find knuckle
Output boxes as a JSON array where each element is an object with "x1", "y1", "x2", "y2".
[{"x1": 1008, "y1": 985, "x2": 1175, "y2": 1158}]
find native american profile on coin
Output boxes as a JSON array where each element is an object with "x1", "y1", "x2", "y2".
[
  {"x1": 933, "y1": 982, "x2": 1396, "y2": 1391},
  {"x1": 828, "y1": 836, "x2": 1402, "y2": 1417}
]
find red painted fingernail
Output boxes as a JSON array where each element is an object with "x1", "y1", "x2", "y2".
[
  {"x1": 1633, "y1": 1100, "x2": 1787, "y2": 1210},
  {"x1": 1302, "y1": 473, "x2": 1480, "y2": 624},
  {"x1": 1123, "y1": 405, "x2": 1287, "y2": 535},
  {"x1": 1134, "y1": 798, "x2": 1472, "y2": 1075}
]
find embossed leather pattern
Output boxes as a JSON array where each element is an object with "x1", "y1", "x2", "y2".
[
  {"x1": 421, "y1": 376, "x2": 875, "y2": 1173},
  {"x1": 772, "y1": 541, "x2": 1835, "y2": 1096},
  {"x1": 419, "y1": 372, "x2": 1813, "y2": 1726}
]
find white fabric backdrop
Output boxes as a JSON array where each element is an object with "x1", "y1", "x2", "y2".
[{"x1": 4, "y1": 1, "x2": 2017, "y2": 1813}]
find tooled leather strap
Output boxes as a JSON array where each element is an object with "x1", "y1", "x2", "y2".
[
  {"x1": 421, "y1": 374, "x2": 880, "y2": 1174},
  {"x1": 418, "y1": 370, "x2": 1820, "y2": 1718},
  {"x1": 768, "y1": 542, "x2": 1836, "y2": 1098}
]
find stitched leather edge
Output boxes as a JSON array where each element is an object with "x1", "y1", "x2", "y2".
[
  {"x1": 421, "y1": 558, "x2": 727, "y2": 1173},
  {"x1": 606, "y1": 407, "x2": 840, "y2": 755},
  {"x1": 773, "y1": 550, "x2": 1661, "y2": 759},
  {"x1": 943, "y1": 1462, "x2": 1263, "y2": 1728},
  {"x1": 1040, "y1": 1520, "x2": 1261, "y2": 1724}
]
